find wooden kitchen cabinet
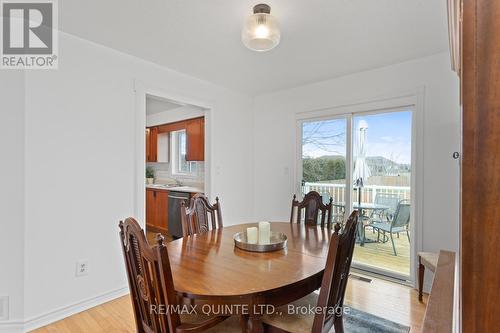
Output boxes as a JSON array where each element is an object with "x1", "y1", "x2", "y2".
[
  {"x1": 146, "y1": 128, "x2": 150, "y2": 162},
  {"x1": 148, "y1": 116, "x2": 204, "y2": 162},
  {"x1": 155, "y1": 190, "x2": 168, "y2": 232},
  {"x1": 146, "y1": 188, "x2": 168, "y2": 233},
  {"x1": 146, "y1": 126, "x2": 158, "y2": 162},
  {"x1": 146, "y1": 188, "x2": 156, "y2": 228},
  {"x1": 186, "y1": 117, "x2": 205, "y2": 161}
]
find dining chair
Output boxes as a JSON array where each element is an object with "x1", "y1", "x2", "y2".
[
  {"x1": 290, "y1": 191, "x2": 333, "y2": 228},
  {"x1": 263, "y1": 211, "x2": 359, "y2": 333},
  {"x1": 417, "y1": 251, "x2": 439, "y2": 301},
  {"x1": 181, "y1": 194, "x2": 223, "y2": 236},
  {"x1": 369, "y1": 200, "x2": 411, "y2": 256},
  {"x1": 119, "y1": 218, "x2": 240, "y2": 333}
]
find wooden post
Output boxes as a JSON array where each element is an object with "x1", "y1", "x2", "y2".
[{"x1": 461, "y1": 0, "x2": 500, "y2": 331}]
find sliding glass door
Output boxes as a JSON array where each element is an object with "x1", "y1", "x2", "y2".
[
  {"x1": 350, "y1": 111, "x2": 412, "y2": 279},
  {"x1": 301, "y1": 118, "x2": 348, "y2": 224},
  {"x1": 298, "y1": 109, "x2": 413, "y2": 281}
]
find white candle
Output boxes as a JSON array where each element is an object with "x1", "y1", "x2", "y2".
[
  {"x1": 258, "y1": 221, "x2": 271, "y2": 244},
  {"x1": 247, "y1": 227, "x2": 258, "y2": 244}
]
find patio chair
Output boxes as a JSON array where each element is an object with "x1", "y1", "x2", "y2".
[
  {"x1": 369, "y1": 200, "x2": 410, "y2": 256},
  {"x1": 370, "y1": 193, "x2": 400, "y2": 223}
]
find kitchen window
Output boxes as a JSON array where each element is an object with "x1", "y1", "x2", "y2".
[{"x1": 171, "y1": 130, "x2": 197, "y2": 175}]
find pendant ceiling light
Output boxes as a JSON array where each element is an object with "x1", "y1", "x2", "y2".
[{"x1": 242, "y1": 4, "x2": 280, "y2": 52}]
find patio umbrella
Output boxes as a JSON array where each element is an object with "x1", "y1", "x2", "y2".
[{"x1": 353, "y1": 120, "x2": 371, "y2": 208}]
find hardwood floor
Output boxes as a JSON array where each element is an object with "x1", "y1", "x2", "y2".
[
  {"x1": 353, "y1": 228, "x2": 410, "y2": 276},
  {"x1": 345, "y1": 275, "x2": 427, "y2": 332},
  {"x1": 30, "y1": 275, "x2": 427, "y2": 333},
  {"x1": 31, "y1": 294, "x2": 135, "y2": 333}
]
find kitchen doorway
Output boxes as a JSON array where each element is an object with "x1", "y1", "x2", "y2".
[{"x1": 134, "y1": 82, "x2": 212, "y2": 242}]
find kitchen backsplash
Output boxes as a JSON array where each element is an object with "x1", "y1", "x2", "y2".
[{"x1": 146, "y1": 161, "x2": 205, "y2": 186}]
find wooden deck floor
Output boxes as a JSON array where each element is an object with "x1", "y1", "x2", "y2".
[
  {"x1": 31, "y1": 275, "x2": 427, "y2": 333},
  {"x1": 353, "y1": 228, "x2": 411, "y2": 277}
]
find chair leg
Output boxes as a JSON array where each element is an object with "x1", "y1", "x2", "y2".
[
  {"x1": 390, "y1": 233, "x2": 397, "y2": 256},
  {"x1": 359, "y1": 224, "x2": 365, "y2": 246},
  {"x1": 240, "y1": 314, "x2": 249, "y2": 333},
  {"x1": 406, "y1": 230, "x2": 410, "y2": 243},
  {"x1": 333, "y1": 317, "x2": 345, "y2": 333},
  {"x1": 377, "y1": 229, "x2": 380, "y2": 242},
  {"x1": 418, "y1": 258, "x2": 425, "y2": 302}
]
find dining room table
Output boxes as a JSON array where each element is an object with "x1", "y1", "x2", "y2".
[
  {"x1": 332, "y1": 202, "x2": 390, "y2": 245},
  {"x1": 165, "y1": 222, "x2": 334, "y2": 333}
]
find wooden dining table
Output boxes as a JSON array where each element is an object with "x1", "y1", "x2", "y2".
[{"x1": 166, "y1": 222, "x2": 334, "y2": 333}]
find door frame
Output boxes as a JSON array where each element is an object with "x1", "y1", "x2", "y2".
[
  {"x1": 133, "y1": 79, "x2": 214, "y2": 228},
  {"x1": 294, "y1": 88, "x2": 424, "y2": 285}
]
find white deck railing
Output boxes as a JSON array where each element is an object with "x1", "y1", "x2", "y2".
[{"x1": 303, "y1": 182, "x2": 411, "y2": 204}]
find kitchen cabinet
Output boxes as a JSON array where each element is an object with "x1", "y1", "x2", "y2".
[
  {"x1": 146, "y1": 128, "x2": 150, "y2": 162},
  {"x1": 146, "y1": 127, "x2": 169, "y2": 163},
  {"x1": 186, "y1": 117, "x2": 205, "y2": 161},
  {"x1": 146, "y1": 188, "x2": 168, "y2": 233},
  {"x1": 147, "y1": 116, "x2": 204, "y2": 162},
  {"x1": 146, "y1": 126, "x2": 158, "y2": 162}
]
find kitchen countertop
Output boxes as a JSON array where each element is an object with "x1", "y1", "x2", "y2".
[{"x1": 146, "y1": 184, "x2": 204, "y2": 194}]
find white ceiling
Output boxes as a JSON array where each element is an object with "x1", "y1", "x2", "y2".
[
  {"x1": 59, "y1": 0, "x2": 449, "y2": 95},
  {"x1": 146, "y1": 95, "x2": 184, "y2": 115}
]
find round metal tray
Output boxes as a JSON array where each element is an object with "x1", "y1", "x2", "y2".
[{"x1": 233, "y1": 231, "x2": 288, "y2": 252}]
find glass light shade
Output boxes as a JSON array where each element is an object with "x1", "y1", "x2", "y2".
[{"x1": 242, "y1": 13, "x2": 280, "y2": 52}]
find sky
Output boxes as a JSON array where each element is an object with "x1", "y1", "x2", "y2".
[{"x1": 302, "y1": 110, "x2": 412, "y2": 164}]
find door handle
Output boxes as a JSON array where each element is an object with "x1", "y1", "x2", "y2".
[{"x1": 169, "y1": 196, "x2": 189, "y2": 200}]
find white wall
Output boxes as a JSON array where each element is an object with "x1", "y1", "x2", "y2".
[
  {"x1": 0, "y1": 72, "x2": 25, "y2": 331},
  {"x1": 253, "y1": 52, "x2": 460, "y2": 256},
  {"x1": 146, "y1": 105, "x2": 205, "y2": 127},
  {"x1": 2, "y1": 35, "x2": 460, "y2": 331},
  {"x1": 22, "y1": 33, "x2": 254, "y2": 329}
]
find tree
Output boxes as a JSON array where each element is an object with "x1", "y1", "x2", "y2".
[{"x1": 303, "y1": 157, "x2": 346, "y2": 182}]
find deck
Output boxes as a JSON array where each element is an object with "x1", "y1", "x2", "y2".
[{"x1": 353, "y1": 228, "x2": 410, "y2": 277}]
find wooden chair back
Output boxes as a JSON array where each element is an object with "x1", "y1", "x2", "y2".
[
  {"x1": 119, "y1": 218, "x2": 180, "y2": 333},
  {"x1": 312, "y1": 211, "x2": 359, "y2": 333},
  {"x1": 181, "y1": 194, "x2": 223, "y2": 236},
  {"x1": 290, "y1": 191, "x2": 333, "y2": 228},
  {"x1": 119, "y1": 218, "x2": 228, "y2": 333}
]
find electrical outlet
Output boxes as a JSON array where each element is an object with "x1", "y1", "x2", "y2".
[
  {"x1": 0, "y1": 296, "x2": 9, "y2": 320},
  {"x1": 76, "y1": 260, "x2": 89, "y2": 277}
]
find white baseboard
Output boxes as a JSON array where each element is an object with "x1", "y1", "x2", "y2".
[
  {"x1": 22, "y1": 286, "x2": 129, "y2": 332},
  {"x1": 0, "y1": 321, "x2": 24, "y2": 333}
]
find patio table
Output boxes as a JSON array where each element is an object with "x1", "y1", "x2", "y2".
[{"x1": 333, "y1": 202, "x2": 389, "y2": 245}]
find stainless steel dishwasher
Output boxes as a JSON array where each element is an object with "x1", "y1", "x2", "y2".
[{"x1": 168, "y1": 191, "x2": 190, "y2": 238}]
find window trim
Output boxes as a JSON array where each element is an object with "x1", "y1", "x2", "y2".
[{"x1": 171, "y1": 129, "x2": 198, "y2": 177}]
